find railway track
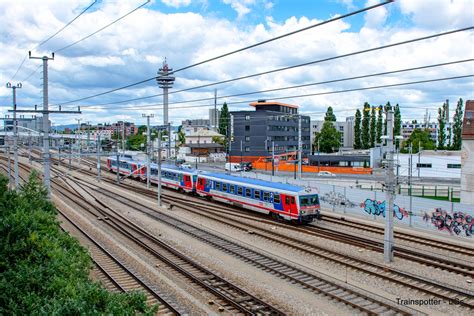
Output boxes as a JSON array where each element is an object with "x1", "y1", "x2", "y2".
[
  {"x1": 71, "y1": 176, "x2": 418, "y2": 315},
  {"x1": 320, "y1": 214, "x2": 474, "y2": 257},
  {"x1": 57, "y1": 210, "x2": 181, "y2": 315},
  {"x1": 51, "y1": 171, "x2": 286, "y2": 315}
]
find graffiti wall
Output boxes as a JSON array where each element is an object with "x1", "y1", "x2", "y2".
[{"x1": 243, "y1": 172, "x2": 473, "y2": 239}]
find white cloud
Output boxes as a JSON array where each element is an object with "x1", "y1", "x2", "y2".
[
  {"x1": 161, "y1": 0, "x2": 192, "y2": 8},
  {"x1": 363, "y1": 0, "x2": 388, "y2": 29},
  {"x1": 398, "y1": 0, "x2": 474, "y2": 29},
  {"x1": 223, "y1": 0, "x2": 256, "y2": 19}
]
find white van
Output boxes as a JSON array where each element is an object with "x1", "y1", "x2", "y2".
[{"x1": 225, "y1": 163, "x2": 242, "y2": 172}]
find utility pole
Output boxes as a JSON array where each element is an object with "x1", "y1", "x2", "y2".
[
  {"x1": 272, "y1": 141, "x2": 275, "y2": 176},
  {"x1": 28, "y1": 131, "x2": 32, "y2": 164},
  {"x1": 298, "y1": 115, "x2": 302, "y2": 179},
  {"x1": 383, "y1": 108, "x2": 395, "y2": 263},
  {"x1": 417, "y1": 140, "x2": 421, "y2": 178},
  {"x1": 157, "y1": 130, "x2": 162, "y2": 206},
  {"x1": 76, "y1": 118, "x2": 82, "y2": 168},
  {"x1": 214, "y1": 89, "x2": 217, "y2": 131},
  {"x1": 6, "y1": 82, "x2": 21, "y2": 189},
  {"x1": 86, "y1": 121, "x2": 91, "y2": 152},
  {"x1": 116, "y1": 149, "x2": 120, "y2": 184},
  {"x1": 122, "y1": 120, "x2": 125, "y2": 155},
  {"x1": 240, "y1": 139, "x2": 243, "y2": 166},
  {"x1": 7, "y1": 145, "x2": 11, "y2": 189},
  {"x1": 317, "y1": 138, "x2": 321, "y2": 172},
  {"x1": 11, "y1": 52, "x2": 81, "y2": 197},
  {"x1": 142, "y1": 114, "x2": 154, "y2": 188},
  {"x1": 96, "y1": 134, "x2": 101, "y2": 182}
]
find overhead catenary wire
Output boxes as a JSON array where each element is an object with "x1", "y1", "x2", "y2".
[
  {"x1": 54, "y1": 0, "x2": 150, "y2": 53},
  {"x1": 83, "y1": 58, "x2": 473, "y2": 110},
  {"x1": 55, "y1": 0, "x2": 395, "y2": 105},
  {"x1": 109, "y1": 74, "x2": 473, "y2": 112},
  {"x1": 9, "y1": 0, "x2": 97, "y2": 82},
  {"x1": 61, "y1": 26, "x2": 474, "y2": 107}
]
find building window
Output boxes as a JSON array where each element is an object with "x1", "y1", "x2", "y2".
[
  {"x1": 245, "y1": 115, "x2": 250, "y2": 120},
  {"x1": 447, "y1": 164, "x2": 461, "y2": 169},
  {"x1": 416, "y1": 163, "x2": 432, "y2": 168},
  {"x1": 245, "y1": 136, "x2": 250, "y2": 142},
  {"x1": 245, "y1": 125, "x2": 250, "y2": 131},
  {"x1": 245, "y1": 147, "x2": 250, "y2": 152}
]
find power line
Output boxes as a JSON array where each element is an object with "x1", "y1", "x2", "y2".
[
  {"x1": 22, "y1": 64, "x2": 42, "y2": 82},
  {"x1": 56, "y1": 1, "x2": 394, "y2": 105},
  {"x1": 105, "y1": 74, "x2": 474, "y2": 112},
  {"x1": 54, "y1": 0, "x2": 150, "y2": 53},
  {"x1": 62, "y1": 26, "x2": 473, "y2": 107},
  {"x1": 84, "y1": 59, "x2": 473, "y2": 110},
  {"x1": 9, "y1": 0, "x2": 97, "y2": 82}
]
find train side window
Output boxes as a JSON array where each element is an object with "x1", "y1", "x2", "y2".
[
  {"x1": 230, "y1": 185, "x2": 235, "y2": 194},
  {"x1": 184, "y1": 175, "x2": 190, "y2": 181},
  {"x1": 223, "y1": 183, "x2": 228, "y2": 192},
  {"x1": 290, "y1": 196, "x2": 295, "y2": 204},
  {"x1": 285, "y1": 196, "x2": 290, "y2": 204},
  {"x1": 237, "y1": 186, "x2": 243, "y2": 195},
  {"x1": 274, "y1": 194, "x2": 280, "y2": 204},
  {"x1": 245, "y1": 188, "x2": 251, "y2": 198},
  {"x1": 216, "y1": 182, "x2": 221, "y2": 190},
  {"x1": 254, "y1": 190, "x2": 261, "y2": 199},
  {"x1": 263, "y1": 192, "x2": 270, "y2": 201}
]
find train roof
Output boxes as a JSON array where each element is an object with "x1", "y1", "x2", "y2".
[
  {"x1": 150, "y1": 163, "x2": 199, "y2": 173},
  {"x1": 201, "y1": 172, "x2": 305, "y2": 193}
]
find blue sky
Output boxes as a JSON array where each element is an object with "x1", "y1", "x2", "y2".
[{"x1": 0, "y1": 0, "x2": 472, "y2": 127}]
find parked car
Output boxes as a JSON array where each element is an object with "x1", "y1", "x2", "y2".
[
  {"x1": 240, "y1": 162, "x2": 253, "y2": 171},
  {"x1": 181, "y1": 163, "x2": 192, "y2": 169},
  {"x1": 317, "y1": 171, "x2": 336, "y2": 177},
  {"x1": 225, "y1": 163, "x2": 243, "y2": 172}
]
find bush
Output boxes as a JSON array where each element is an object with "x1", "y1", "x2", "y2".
[{"x1": 0, "y1": 172, "x2": 156, "y2": 315}]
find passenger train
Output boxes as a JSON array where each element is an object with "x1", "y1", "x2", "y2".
[{"x1": 106, "y1": 156, "x2": 321, "y2": 224}]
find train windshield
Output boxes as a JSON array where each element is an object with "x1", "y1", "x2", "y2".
[{"x1": 299, "y1": 195, "x2": 319, "y2": 207}]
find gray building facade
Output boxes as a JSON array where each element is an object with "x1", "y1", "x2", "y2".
[{"x1": 229, "y1": 101, "x2": 311, "y2": 160}]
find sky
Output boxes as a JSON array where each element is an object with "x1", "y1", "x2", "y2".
[{"x1": 0, "y1": 0, "x2": 473, "y2": 128}]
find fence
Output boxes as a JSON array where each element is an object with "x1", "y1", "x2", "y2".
[
  {"x1": 358, "y1": 184, "x2": 460, "y2": 201},
  {"x1": 242, "y1": 172, "x2": 473, "y2": 240}
]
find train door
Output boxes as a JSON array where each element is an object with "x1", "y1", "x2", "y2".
[
  {"x1": 197, "y1": 177, "x2": 205, "y2": 191},
  {"x1": 282, "y1": 195, "x2": 297, "y2": 216},
  {"x1": 131, "y1": 164, "x2": 138, "y2": 177},
  {"x1": 183, "y1": 174, "x2": 192, "y2": 189}
]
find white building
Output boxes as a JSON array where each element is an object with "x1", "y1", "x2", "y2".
[
  {"x1": 310, "y1": 120, "x2": 351, "y2": 149},
  {"x1": 185, "y1": 129, "x2": 223, "y2": 145},
  {"x1": 395, "y1": 150, "x2": 461, "y2": 179}
]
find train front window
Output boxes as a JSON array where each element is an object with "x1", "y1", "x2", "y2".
[{"x1": 300, "y1": 195, "x2": 319, "y2": 206}]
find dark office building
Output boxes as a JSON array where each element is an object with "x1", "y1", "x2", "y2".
[{"x1": 229, "y1": 100, "x2": 311, "y2": 162}]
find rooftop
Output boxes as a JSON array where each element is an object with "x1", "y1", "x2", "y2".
[{"x1": 249, "y1": 100, "x2": 298, "y2": 109}]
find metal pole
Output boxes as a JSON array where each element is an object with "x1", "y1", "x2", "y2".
[
  {"x1": 298, "y1": 115, "x2": 302, "y2": 179},
  {"x1": 97, "y1": 135, "x2": 101, "y2": 182},
  {"x1": 122, "y1": 121, "x2": 125, "y2": 155},
  {"x1": 214, "y1": 89, "x2": 218, "y2": 131},
  {"x1": 12, "y1": 85, "x2": 20, "y2": 189},
  {"x1": 272, "y1": 141, "x2": 275, "y2": 176},
  {"x1": 240, "y1": 140, "x2": 243, "y2": 166},
  {"x1": 146, "y1": 116, "x2": 151, "y2": 188},
  {"x1": 384, "y1": 108, "x2": 395, "y2": 263},
  {"x1": 157, "y1": 131, "x2": 162, "y2": 206},
  {"x1": 28, "y1": 131, "x2": 31, "y2": 164},
  {"x1": 317, "y1": 138, "x2": 320, "y2": 172},
  {"x1": 7, "y1": 145, "x2": 11, "y2": 189},
  {"x1": 116, "y1": 150, "x2": 120, "y2": 184},
  {"x1": 168, "y1": 123, "x2": 171, "y2": 160},
  {"x1": 417, "y1": 140, "x2": 421, "y2": 178},
  {"x1": 42, "y1": 57, "x2": 51, "y2": 196},
  {"x1": 68, "y1": 141, "x2": 72, "y2": 171},
  {"x1": 409, "y1": 144, "x2": 412, "y2": 194}
]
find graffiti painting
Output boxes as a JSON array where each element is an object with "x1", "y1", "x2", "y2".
[
  {"x1": 423, "y1": 208, "x2": 473, "y2": 237},
  {"x1": 361, "y1": 199, "x2": 409, "y2": 220},
  {"x1": 320, "y1": 192, "x2": 357, "y2": 208}
]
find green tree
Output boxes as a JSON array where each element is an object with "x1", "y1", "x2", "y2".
[
  {"x1": 314, "y1": 121, "x2": 340, "y2": 153},
  {"x1": 376, "y1": 105, "x2": 383, "y2": 144},
  {"x1": 218, "y1": 102, "x2": 229, "y2": 137},
  {"x1": 354, "y1": 109, "x2": 362, "y2": 149},
  {"x1": 394, "y1": 103, "x2": 402, "y2": 148},
  {"x1": 452, "y1": 98, "x2": 464, "y2": 150},
  {"x1": 127, "y1": 133, "x2": 146, "y2": 151},
  {"x1": 315, "y1": 107, "x2": 341, "y2": 153},
  {"x1": 369, "y1": 106, "x2": 376, "y2": 148},
  {"x1": 0, "y1": 172, "x2": 156, "y2": 315},
  {"x1": 361, "y1": 102, "x2": 370, "y2": 149},
  {"x1": 437, "y1": 100, "x2": 448, "y2": 149},
  {"x1": 177, "y1": 125, "x2": 186, "y2": 145},
  {"x1": 401, "y1": 129, "x2": 435, "y2": 153},
  {"x1": 325, "y1": 106, "x2": 336, "y2": 122},
  {"x1": 383, "y1": 101, "x2": 391, "y2": 137},
  {"x1": 212, "y1": 135, "x2": 225, "y2": 146}
]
